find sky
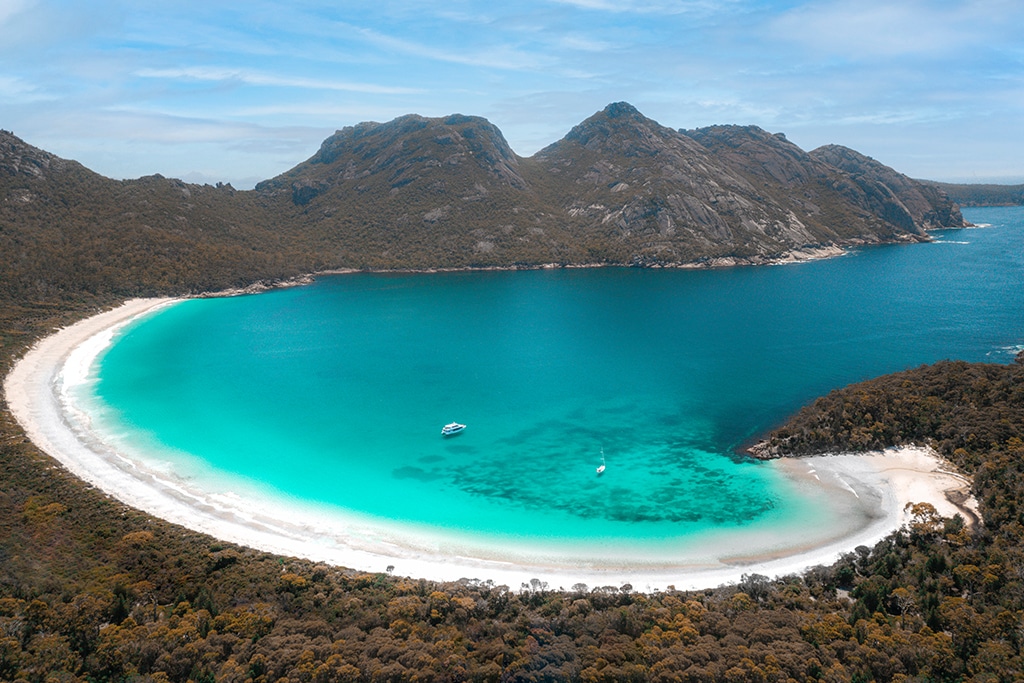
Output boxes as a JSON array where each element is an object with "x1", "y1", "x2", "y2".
[{"x1": 1, "y1": 0, "x2": 1021, "y2": 189}]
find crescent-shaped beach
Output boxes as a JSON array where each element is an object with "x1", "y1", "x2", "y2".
[{"x1": 3, "y1": 298, "x2": 980, "y2": 592}]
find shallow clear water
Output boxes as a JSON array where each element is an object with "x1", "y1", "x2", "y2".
[{"x1": 88, "y1": 207, "x2": 1024, "y2": 552}]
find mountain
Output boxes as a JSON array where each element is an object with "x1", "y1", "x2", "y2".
[
  {"x1": 808, "y1": 144, "x2": 966, "y2": 231},
  {"x1": 532, "y1": 104, "x2": 828, "y2": 265},
  {"x1": 255, "y1": 102, "x2": 966, "y2": 269},
  {"x1": 253, "y1": 114, "x2": 581, "y2": 269},
  {"x1": 686, "y1": 125, "x2": 943, "y2": 241},
  {"x1": 1, "y1": 104, "x2": 968, "y2": 298}
]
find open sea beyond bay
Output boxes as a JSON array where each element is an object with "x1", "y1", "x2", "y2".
[{"x1": 81, "y1": 207, "x2": 1024, "y2": 566}]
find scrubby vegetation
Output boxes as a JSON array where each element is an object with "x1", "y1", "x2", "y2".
[
  {"x1": 0, "y1": 168, "x2": 317, "y2": 302},
  {"x1": 921, "y1": 183, "x2": 1024, "y2": 209},
  {"x1": 920, "y1": 182, "x2": 1024, "y2": 207},
  {"x1": 755, "y1": 361, "x2": 1024, "y2": 467}
]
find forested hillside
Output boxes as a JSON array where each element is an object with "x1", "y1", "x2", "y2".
[
  {"x1": 0, "y1": 132, "x2": 318, "y2": 302},
  {"x1": 920, "y1": 181, "x2": 1024, "y2": 207}
]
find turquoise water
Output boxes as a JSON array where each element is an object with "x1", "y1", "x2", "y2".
[{"x1": 89, "y1": 207, "x2": 1024, "y2": 553}]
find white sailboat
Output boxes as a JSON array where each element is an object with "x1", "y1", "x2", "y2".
[{"x1": 596, "y1": 448, "x2": 606, "y2": 475}]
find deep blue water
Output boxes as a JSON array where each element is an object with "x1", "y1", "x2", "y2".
[{"x1": 88, "y1": 206, "x2": 1024, "y2": 548}]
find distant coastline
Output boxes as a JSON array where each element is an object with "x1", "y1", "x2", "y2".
[
  {"x1": 201, "y1": 242, "x2": 864, "y2": 299},
  {"x1": 4, "y1": 297, "x2": 979, "y2": 591}
]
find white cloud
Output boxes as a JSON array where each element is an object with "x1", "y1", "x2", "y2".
[
  {"x1": 0, "y1": 74, "x2": 55, "y2": 102},
  {"x1": 0, "y1": 0, "x2": 35, "y2": 25},
  {"x1": 772, "y1": 0, "x2": 1024, "y2": 60},
  {"x1": 352, "y1": 25, "x2": 549, "y2": 71},
  {"x1": 134, "y1": 67, "x2": 422, "y2": 95},
  {"x1": 231, "y1": 103, "x2": 407, "y2": 120},
  {"x1": 834, "y1": 108, "x2": 963, "y2": 126},
  {"x1": 558, "y1": 34, "x2": 616, "y2": 52},
  {"x1": 548, "y1": 0, "x2": 736, "y2": 15}
]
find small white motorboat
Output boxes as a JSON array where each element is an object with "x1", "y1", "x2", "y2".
[{"x1": 441, "y1": 422, "x2": 466, "y2": 436}]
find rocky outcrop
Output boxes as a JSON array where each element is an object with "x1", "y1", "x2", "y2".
[
  {"x1": 746, "y1": 440, "x2": 784, "y2": 460},
  {"x1": 810, "y1": 144, "x2": 967, "y2": 230},
  {"x1": 533, "y1": 104, "x2": 781, "y2": 259},
  {"x1": 685, "y1": 125, "x2": 951, "y2": 243},
  {"x1": 0, "y1": 130, "x2": 70, "y2": 179},
  {"x1": 256, "y1": 113, "x2": 530, "y2": 203}
]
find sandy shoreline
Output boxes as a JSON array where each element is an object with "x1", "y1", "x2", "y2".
[{"x1": 3, "y1": 298, "x2": 979, "y2": 592}]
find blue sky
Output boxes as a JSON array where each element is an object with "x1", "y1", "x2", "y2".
[{"x1": 1, "y1": 0, "x2": 1021, "y2": 188}]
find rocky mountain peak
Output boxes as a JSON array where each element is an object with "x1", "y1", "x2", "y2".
[
  {"x1": 311, "y1": 113, "x2": 518, "y2": 172},
  {"x1": 544, "y1": 102, "x2": 704, "y2": 161},
  {"x1": 0, "y1": 130, "x2": 68, "y2": 179},
  {"x1": 809, "y1": 144, "x2": 879, "y2": 175},
  {"x1": 685, "y1": 124, "x2": 797, "y2": 153},
  {"x1": 686, "y1": 124, "x2": 835, "y2": 187},
  {"x1": 600, "y1": 101, "x2": 644, "y2": 120},
  {"x1": 257, "y1": 112, "x2": 527, "y2": 205}
]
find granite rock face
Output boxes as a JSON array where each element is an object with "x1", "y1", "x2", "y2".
[
  {"x1": 810, "y1": 144, "x2": 966, "y2": 230},
  {"x1": 253, "y1": 113, "x2": 570, "y2": 269},
  {"x1": 257, "y1": 113, "x2": 530, "y2": 202},
  {"x1": 532, "y1": 104, "x2": 810, "y2": 264},
  {"x1": 0, "y1": 130, "x2": 68, "y2": 179}
]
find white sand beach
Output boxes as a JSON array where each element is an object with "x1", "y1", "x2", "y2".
[{"x1": 3, "y1": 298, "x2": 980, "y2": 592}]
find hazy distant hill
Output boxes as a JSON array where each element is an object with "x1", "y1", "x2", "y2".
[
  {"x1": 1, "y1": 103, "x2": 968, "y2": 298},
  {"x1": 919, "y1": 180, "x2": 1024, "y2": 207}
]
